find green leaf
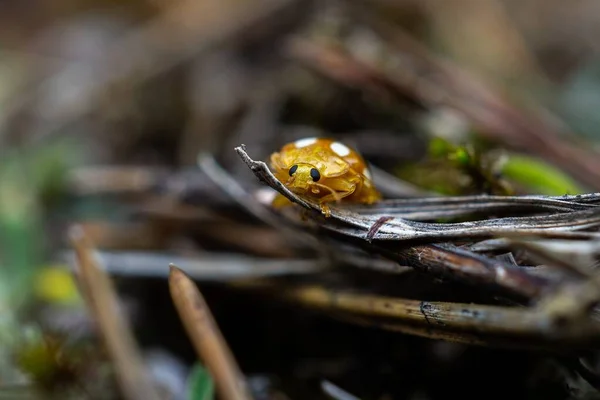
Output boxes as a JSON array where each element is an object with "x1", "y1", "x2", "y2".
[
  {"x1": 501, "y1": 154, "x2": 585, "y2": 195},
  {"x1": 186, "y1": 363, "x2": 214, "y2": 400}
]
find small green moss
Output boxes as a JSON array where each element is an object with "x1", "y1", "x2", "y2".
[{"x1": 428, "y1": 137, "x2": 455, "y2": 158}]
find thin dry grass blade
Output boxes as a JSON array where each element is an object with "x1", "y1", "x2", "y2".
[
  {"x1": 168, "y1": 264, "x2": 254, "y2": 400},
  {"x1": 70, "y1": 226, "x2": 161, "y2": 400}
]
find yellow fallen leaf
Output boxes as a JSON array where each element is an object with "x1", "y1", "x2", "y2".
[{"x1": 35, "y1": 266, "x2": 80, "y2": 305}]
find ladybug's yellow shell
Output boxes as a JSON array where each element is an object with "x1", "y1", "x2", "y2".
[{"x1": 269, "y1": 137, "x2": 381, "y2": 215}]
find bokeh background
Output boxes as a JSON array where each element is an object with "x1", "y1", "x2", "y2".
[{"x1": 2, "y1": 0, "x2": 600, "y2": 399}]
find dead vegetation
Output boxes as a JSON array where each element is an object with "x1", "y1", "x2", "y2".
[{"x1": 3, "y1": 0, "x2": 600, "y2": 399}]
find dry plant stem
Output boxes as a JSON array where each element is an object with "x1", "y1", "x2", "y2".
[
  {"x1": 235, "y1": 280, "x2": 600, "y2": 350},
  {"x1": 235, "y1": 146, "x2": 600, "y2": 242},
  {"x1": 314, "y1": 218, "x2": 554, "y2": 299},
  {"x1": 198, "y1": 153, "x2": 303, "y2": 233},
  {"x1": 345, "y1": 194, "x2": 600, "y2": 219},
  {"x1": 70, "y1": 227, "x2": 161, "y2": 400},
  {"x1": 534, "y1": 280, "x2": 600, "y2": 331},
  {"x1": 334, "y1": 314, "x2": 575, "y2": 351},
  {"x1": 334, "y1": 314, "x2": 492, "y2": 347},
  {"x1": 316, "y1": 226, "x2": 553, "y2": 300},
  {"x1": 329, "y1": 209, "x2": 600, "y2": 241},
  {"x1": 198, "y1": 152, "x2": 325, "y2": 253},
  {"x1": 68, "y1": 165, "x2": 239, "y2": 208},
  {"x1": 68, "y1": 166, "x2": 170, "y2": 195},
  {"x1": 507, "y1": 238, "x2": 600, "y2": 279},
  {"x1": 168, "y1": 265, "x2": 254, "y2": 400},
  {"x1": 395, "y1": 243, "x2": 551, "y2": 299},
  {"x1": 505, "y1": 239, "x2": 600, "y2": 324},
  {"x1": 60, "y1": 249, "x2": 322, "y2": 280},
  {"x1": 200, "y1": 153, "x2": 414, "y2": 274},
  {"x1": 234, "y1": 145, "x2": 594, "y2": 300}
]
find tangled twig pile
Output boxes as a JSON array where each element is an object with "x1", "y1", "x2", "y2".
[{"x1": 230, "y1": 145, "x2": 600, "y2": 356}]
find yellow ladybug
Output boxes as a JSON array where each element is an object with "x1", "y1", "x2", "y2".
[{"x1": 270, "y1": 137, "x2": 381, "y2": 216}]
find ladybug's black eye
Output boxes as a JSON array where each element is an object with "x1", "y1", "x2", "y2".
[
  {"x1": 310, "y1": 168, "x2": 321, "y2": 182},
  {"x1": 289, "y1": 165, "x2": 298, "y2": 176}
]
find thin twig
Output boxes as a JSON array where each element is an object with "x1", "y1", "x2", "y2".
[
  {"x1": 234, "y1": 279, "x2": 600, "y2": 350},
  {"x1": 506, "y1": 238, "x2": 600, "y2": 279},
  {"x1": 168, "y1": 265, "x2": 254, "y2": 400},
  {"x1": 235, "y1": 145, "x2": 600, "y2": 241},
  {"x1": 198, "y1": 152, "x2": 334, "y2": 262},
  {"x1": 70, "y1": 226, "x2": 161, "y2": 400},
  {"x1": 343, "y1": 194, "x2": 599, "y2": 220},
  {"x1": 198, "y1": 152, "x2": 315, "y2": 245},
  {"x1": 60, "y1": 249, "x2": 322, "y2": 280}
]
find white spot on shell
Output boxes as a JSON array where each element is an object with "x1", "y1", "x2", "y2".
[
  {"x1": 330, "y1": 142, "x2": 351, "y2": 157},
  {"x1": 294, "y1": 137, "x2": 318, "y2": 148},
  {"x1": 363, "y1": 168, "x2": 372, "y2": 180}
]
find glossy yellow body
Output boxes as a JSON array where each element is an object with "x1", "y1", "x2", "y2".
[{"x1": 270, "y1": 137, "x2": 381, "y2": 216}]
